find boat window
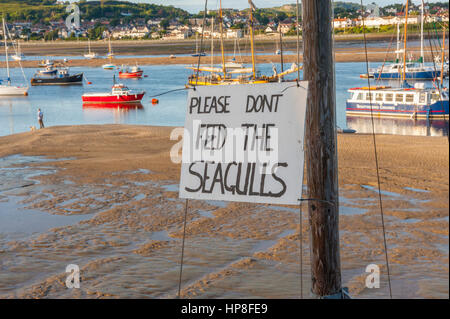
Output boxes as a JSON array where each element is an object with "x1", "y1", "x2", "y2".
[
  {"x1": 419, "y1": 93, "x2": 427, "y2": 103},
  {"x1": 431, "y1": 93, "x2": 440, "y2": 101},
  {"x1": 365, "y1": 92, "x2": 373, "y2": 101},
  {"x1": 376, "y1": 93, "x2": 383, "y2": 101},
  {"x1": 395, "y1": 93, "x2": 403, "y2": 103},
  {"x1": 385, "y1": 93, "x2": 393, "y2": 102},
  {"x1": 356, "y1": 93, "x2": 363, "y2": 100},
  {"x1": 405, "y1": 94, "x2": 414, "y2": 103}
]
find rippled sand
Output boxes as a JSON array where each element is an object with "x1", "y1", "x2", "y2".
[{"x1": 0, "y1": 125, "x2": 448, "y2": 298}]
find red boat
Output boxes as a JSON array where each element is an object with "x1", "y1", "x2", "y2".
[
  {"x1": 119, "y1": 65, "x2": 144, "y2": 78},
  {"x1": 82, "y1": 84, "x2": 145, "y2": 104}
]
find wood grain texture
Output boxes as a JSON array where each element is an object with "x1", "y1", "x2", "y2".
[{"x1": 302, "y1": 0, "x2": 342, "y2": 296}]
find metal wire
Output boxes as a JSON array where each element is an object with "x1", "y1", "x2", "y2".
[
  {"x1": 177, "y1": 199, "x2": 189, "y2": 298},
  {"x1": 360, "y1": 0, "x2": 393, "y2": 299}
]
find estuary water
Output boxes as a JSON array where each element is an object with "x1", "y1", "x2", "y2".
[{"x1": 0, "y1": 61, "x2": 448, "y2": 137}]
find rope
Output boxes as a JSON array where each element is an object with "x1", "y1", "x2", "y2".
[
  {"x1": 360, "y1": 0, "x2": 393, "y2": 299},
  {"x1": 148, "y1": 87, "x2": 193, "y2": 98},
  {"x1": 177, "y1": 199, "x2": 189, "y2": 298}
]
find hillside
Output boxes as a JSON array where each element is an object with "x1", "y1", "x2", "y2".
[{"x1": 0, "y1": 0, "x2": 190, "y2": 24}]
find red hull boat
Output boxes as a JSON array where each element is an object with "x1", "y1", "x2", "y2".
[
  {"x1": 82, "y1": 84, "x2": 145, "y2": 104},
  {"x1": 119, "y1": 65, "x2": 144, "y2": 79}
]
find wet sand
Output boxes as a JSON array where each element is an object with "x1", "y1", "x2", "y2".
[
  {"x1": 2, "y1": 41, "x2": 448, "y2": 68},
  {"x1": 0, "y1": 125, "x2": 448, "y2": 298}
]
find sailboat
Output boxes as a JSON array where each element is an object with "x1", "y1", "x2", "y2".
[
  {"x1": 191, "y1": 33, "x2": 206, "y2": 57},
  {"x1": 11, "y1": 40, "x2": 25, "y2": 61},
  {"x1": 103, "y1": 37, "x2": 116, "y2": 70},
  {"x1": 369, "y1": 1, "x2": 440, "y2": 81},
  {"x1": 187, "y1": 0, "x2": 300, "y2": 86},
  {"x1": 0, "y1": 18, "x2": 29, "y2": 96},
  {"x1": 225, "y1": 38, "x2": 244, "y2": 69},
  {"x1": 84, "y1": 39, "x2": 99, "y2": 59}
]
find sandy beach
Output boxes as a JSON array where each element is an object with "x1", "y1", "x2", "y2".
[
  {"x1": 1, "y1": 37, "x2": 448, "y2": 68},
  {"x1": 0, "y1": 125, "x2": 448, "y2": 298}
]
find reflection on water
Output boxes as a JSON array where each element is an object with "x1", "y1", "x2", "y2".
[
  {"x1": 82, "y1": 102, "x2": 145, "y2": 124},
  {"x1": 347, "y1": 116, "x2": 449, "y2": 136}
]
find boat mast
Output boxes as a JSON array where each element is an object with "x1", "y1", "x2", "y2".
[
  {"x1": 396, "y1": 22, "x2": 400, "y2": 62},
  {"x1": 402, "y1": 0, "x2": 409, "y2": 83},
  {"x1": 219, "y1": 0, "x2": 227, "y2": 78},
  {"x1": 279, "y1": 23, "x2": 284, "y2": 73},
  {"x1": 441, "y1": 27, "x2": 446, "y2": 88},
  {"x1": 248, "y1": 0, "x2": 257, "y2": 80},
  {"x1": 211, "y1": 17, "x2": 214, "y2": 70},
  {"x1": 420, "y1": 0, "x2": 424, "y2": 65},
  {"x1": 2, "y1": 18, "x2": 10, "y2": 85}
]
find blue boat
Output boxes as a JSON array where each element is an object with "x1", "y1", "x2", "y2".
[
  {"x1": 346, "y1": 84, "x2": 449, "y2": 119},
  {"x1": 370, "y1": 62, "x2": 441, "y2": 80}
]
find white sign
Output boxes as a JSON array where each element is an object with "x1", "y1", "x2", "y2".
[{"x1": 179, "y1": 82, "x2": 308, "y2": 205}]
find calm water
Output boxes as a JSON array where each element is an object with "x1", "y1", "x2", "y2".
[{"x1": 0, "y1": 61, "x2": 448, "y2": 137}]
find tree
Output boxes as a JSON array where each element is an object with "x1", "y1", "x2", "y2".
[{"x1": 159, "y1": 18, "x2": 170, "y2": 30}]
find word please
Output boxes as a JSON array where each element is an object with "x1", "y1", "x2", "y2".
[{"x1": 188, "y1": 94, "x2": 284, "y2": 114}]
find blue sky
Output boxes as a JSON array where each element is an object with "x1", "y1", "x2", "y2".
[{"x1": 117, "y1": 1, "x2": 424, "y2": 14}]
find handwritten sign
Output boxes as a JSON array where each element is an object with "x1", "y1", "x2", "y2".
[{"x1": 179, "y1": 82, "x2": 308, "y2": 205}]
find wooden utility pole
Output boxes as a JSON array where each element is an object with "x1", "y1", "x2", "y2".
[{"x1": 302, "y1": 0, "x2": 343, "y2": 298}]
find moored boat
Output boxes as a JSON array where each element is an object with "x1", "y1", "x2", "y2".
[
  {"x1": 346, "y1": 84, "x2": 449, "y2": 119},
  {"x1": 0, "y1": 18, "x2": 28, "y2": 96},
  {"x1": 119, "y1": 65, "x2": 143, "y2": 78},
  {"x1": 82, "y1": 83, "x2": 145, "y2": 104},
  {"x1": 31, "y1": 68, "x2": 83, "y2": 86}
]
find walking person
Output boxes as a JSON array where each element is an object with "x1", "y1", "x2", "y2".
[{"x1": 37, "y1": 108, "x2": 44, "y2": 129}]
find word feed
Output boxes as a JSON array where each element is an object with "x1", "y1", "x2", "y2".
[{"x1": 179, "y1": 82, "x2": 308, "y2": 205}]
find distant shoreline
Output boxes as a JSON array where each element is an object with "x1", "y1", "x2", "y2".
[
  {"x1": 2, "y1": 32, "x2": 446, "y2": 58},
  {"x1": 1, "y1": 46, "x2": 447, "y2": 68}
]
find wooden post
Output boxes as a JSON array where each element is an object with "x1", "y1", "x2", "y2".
[{"x1": 302, "y1": 0, "x2": 342, "y2": 297}]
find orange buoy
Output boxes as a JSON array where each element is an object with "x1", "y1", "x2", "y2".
[
  {"x1": 151, "y1": 98, "x2": 159, "y2": 104},
  {"x1": 87, "y1": 81, "x2": 92, "y2": 85}
]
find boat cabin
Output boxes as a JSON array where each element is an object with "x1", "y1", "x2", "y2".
[{"x1": 348, "y1": 86, "x2": 448, "y2": 106}]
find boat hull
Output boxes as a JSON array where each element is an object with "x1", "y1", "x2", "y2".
[
  {"x1": 0, "y1": 85, "x2": 29, "y2": 96},
  {"x1": 119, "y1": 71, "x2": 143, "y2": 78},
  {"x1": 82, "y1": 92, "x2": 145, "y2": 103},
  {"x1": 372, "y1": 70, "x2": 441, "y2": 80},
  {"x1": 31, "y1": 73, "x2": 83, "y2": 86},
  {"x1": 83, "y1": 102, "x2": 143, "y2": 109},
  {"x1": 346, "y1": 100, "x2": 449, "y2": 119}
]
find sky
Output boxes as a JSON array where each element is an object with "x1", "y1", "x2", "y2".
[{"x1": 119, "y1": 1, "x2": 426, "y2": 14}]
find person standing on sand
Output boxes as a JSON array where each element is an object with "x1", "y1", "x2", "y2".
[{"x1": 37, "y1": 108, "x2": 44, "y2": 129}]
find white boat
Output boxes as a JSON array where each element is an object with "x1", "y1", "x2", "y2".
[
  {"x1": 11, "y1": 41, "x2": 24, "y2": 61},
  {"x1": 103, "y1": 37, "x2": 115, "y2": 69},
  {"x1": 84, "y1": 39, "x2": 99, "y2": 59},
  {"x1": 0, "y1": 18, "x2": 28, "y2": 96}
]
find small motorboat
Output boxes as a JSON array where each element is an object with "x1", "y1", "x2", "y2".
[
  {"x1": 37, "y1": 66, "x2": 58, "y2": 76},
  {"x1": 82, "y1": 83, "x2": 145, "y2": 104},
  {"x1": 31, "y1": 68, "x2": 83, "y2": 86},
  {"x1": 38, "y1": 59, "x2": 54, "y2": 67},
  {"x1": 119, "y1": 65, "x2": 144, "y2": 78},
  {"x1": 103, "y1": 63, "x2": 116, "y2": 70}
]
